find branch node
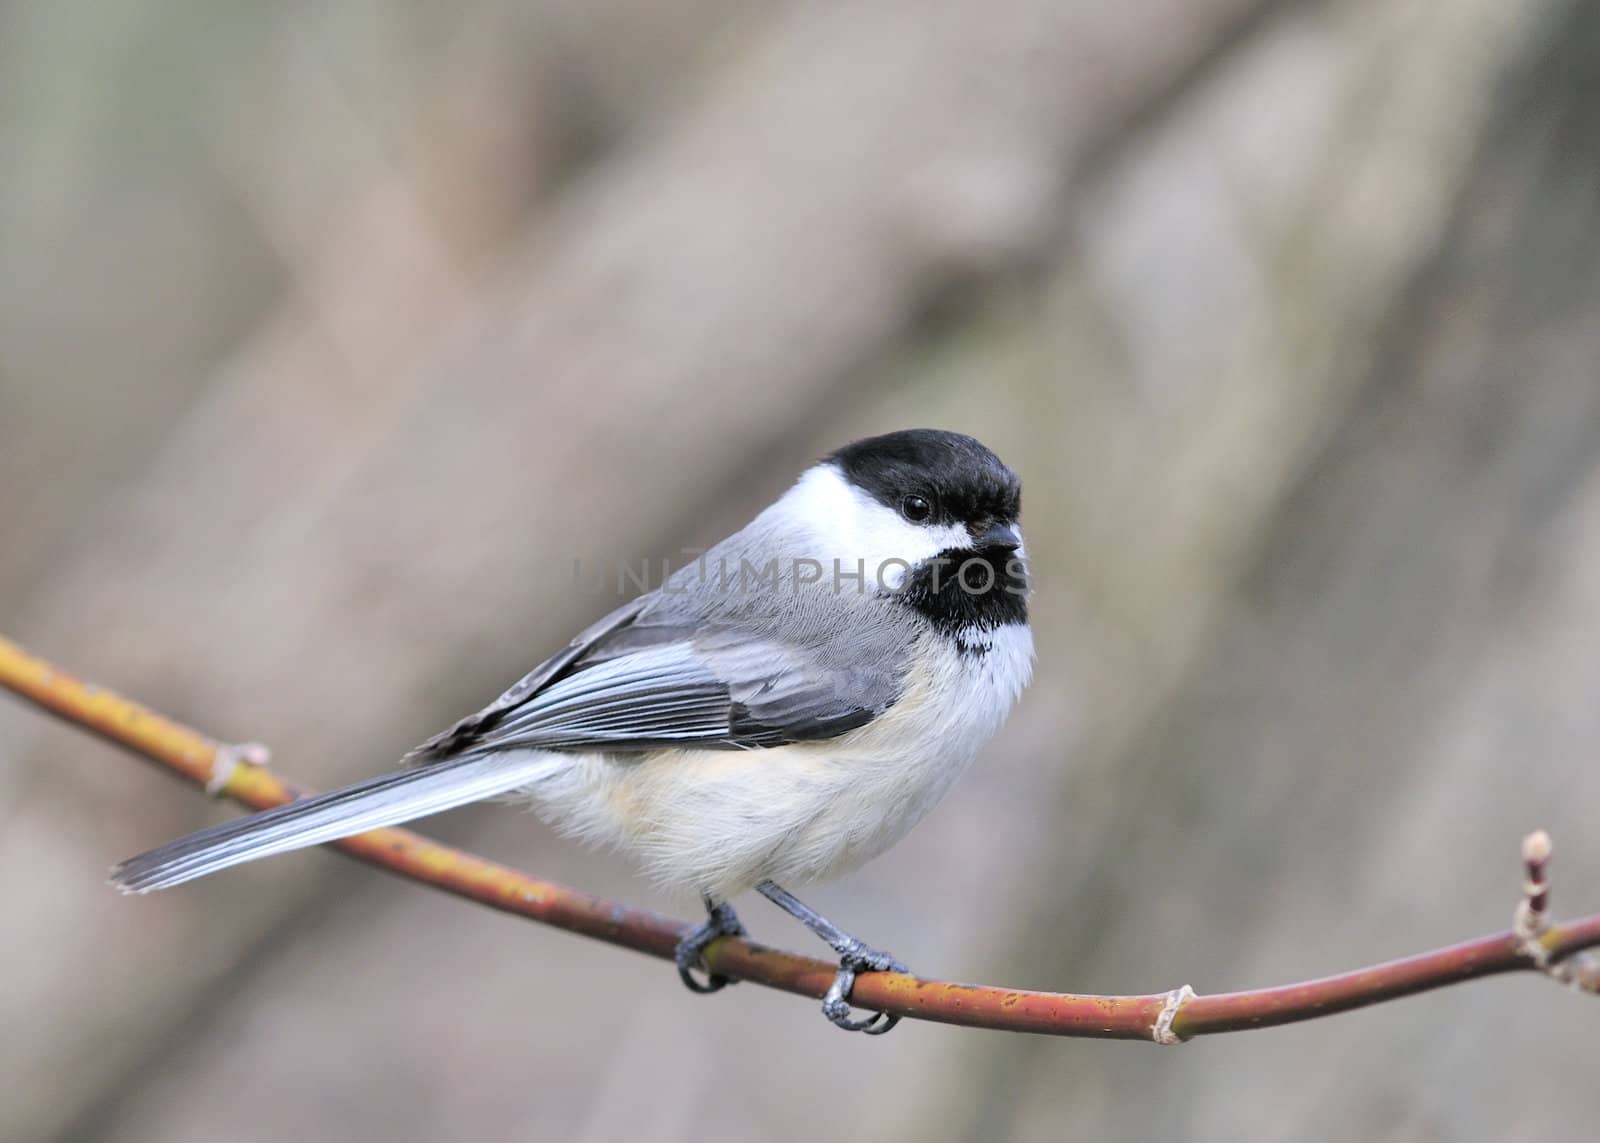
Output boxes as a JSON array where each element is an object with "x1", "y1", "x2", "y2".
[
  {"x1": 1510, "y1": 828, "x2": 1598, "y2": 994},
  {"x1": 206, "y1": 740, "x2": 271, "y2": 797},
  {"x1": 1152, "y1": 984, "x2": 1195, "y2": 1045}
]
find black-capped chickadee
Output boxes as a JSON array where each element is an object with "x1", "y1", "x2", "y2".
[{"x1": 113, "y1": 429, "x2": 1034, "y2": 1034}]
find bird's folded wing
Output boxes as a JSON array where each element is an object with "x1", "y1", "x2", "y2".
[{"x1": 410, "y1": 601, "x2": 905, "y2": 762}]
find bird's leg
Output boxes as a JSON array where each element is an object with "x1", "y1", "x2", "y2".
[
  {"x1": 756, "y1": 880, "x2": 907, "y2": 1034},
  {"x1": 675, "y1": 895, "x2": 746, "y2": 994}
]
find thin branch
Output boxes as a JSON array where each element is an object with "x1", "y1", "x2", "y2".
[{"x1": 4, "y1": 631, "x2": 1597, "y2": 1041}]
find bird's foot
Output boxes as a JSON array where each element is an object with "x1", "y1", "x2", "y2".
[
  {"x1": 821, "y1": 938, "x2": 909, "y2": 1035},
  {"x1": 675, "y1": 899, "x2": 746, "y2": 994},
  {"x1": 752, "y1": 880, "x2": 909, "y2": 1035}
]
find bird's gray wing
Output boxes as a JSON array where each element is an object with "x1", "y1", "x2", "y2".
[{"x1": 407, "y1": 596, "x2": 908, "y2": 762}]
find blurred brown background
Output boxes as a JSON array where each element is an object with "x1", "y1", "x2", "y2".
[{"x1": 3, "y1": 1, "x2": 1599, "y2": 1140}]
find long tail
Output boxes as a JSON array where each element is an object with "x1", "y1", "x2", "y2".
[{"x1": 110, "y1": 753, "x2": 564, "y2": 893}]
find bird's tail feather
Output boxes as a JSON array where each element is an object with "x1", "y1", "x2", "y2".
[{"x1": 110, "y1": 752, "x2": 563, "y2": 893}]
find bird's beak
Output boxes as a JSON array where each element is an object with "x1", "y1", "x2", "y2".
[{"x1": 972, "y1": 522, "x2": 1022, "y2": 551}]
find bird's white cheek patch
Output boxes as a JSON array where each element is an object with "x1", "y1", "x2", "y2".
[
  {"x1": 849, "y1": 499, "x2": 970, "y2": 577},
  {"x1": 771, "y1": 465, "x2": 970, "y2": 590}
]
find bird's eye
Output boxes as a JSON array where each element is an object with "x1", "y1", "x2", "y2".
[{"x1": 900, "y1": 494, "x2": 932, "y2": 522}]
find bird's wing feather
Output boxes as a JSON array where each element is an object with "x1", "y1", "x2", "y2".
[
  {"x1": 404, "y1": 597, "x2": 650, "y2": 762},
  {"x1": 408, "y1": 596, "x2": 906, "y2": 762}
]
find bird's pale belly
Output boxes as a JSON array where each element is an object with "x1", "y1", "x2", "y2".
[{"x1": 523, "y1": 732, "x2": 970, "y2": 900}]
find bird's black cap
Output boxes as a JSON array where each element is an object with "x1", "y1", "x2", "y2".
[{"x1": 827, "y1": 429, "x2": 1021, "y2": 529}]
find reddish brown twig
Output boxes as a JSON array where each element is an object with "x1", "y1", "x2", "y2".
[{"x1": 3, "y1": 631, "x2": 1597, "y2": 1041}]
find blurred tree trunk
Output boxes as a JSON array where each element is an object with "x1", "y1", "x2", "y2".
[{"x1": 932, "y1": 3, "x2": 1600, "y2": 1139}]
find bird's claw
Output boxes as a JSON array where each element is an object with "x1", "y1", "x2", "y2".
[
  {"x1": 821, "y1": 943, "x2": 909, "y2": 1034},
  {"x1": 674, "y1": 902, "x2": 745, "y2": 995}
]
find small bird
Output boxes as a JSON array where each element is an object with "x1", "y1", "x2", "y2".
[{"x1": 112, "y1": 429, "x2": 1034, "y2": 1033}]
